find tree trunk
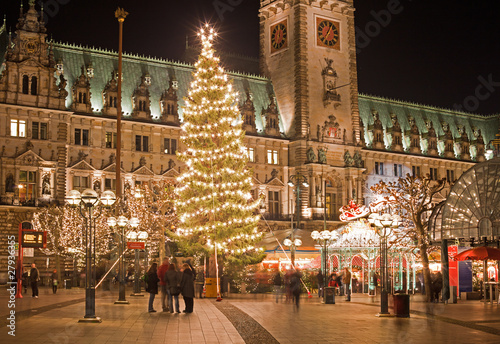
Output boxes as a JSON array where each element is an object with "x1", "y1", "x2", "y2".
[{"x1": 419, "y1": 241, "x2": 433, "y2": 302}]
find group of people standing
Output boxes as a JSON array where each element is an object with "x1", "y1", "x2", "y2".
[
  {"x1": 317, "y1": 267, "x2": 352, "y2": 301},
  {"x1": 273, "y1": 269, "x2": 303, "y2": 309},
  {"x1": 146, "y1": 258, "x2": 195, "y2": 313}
]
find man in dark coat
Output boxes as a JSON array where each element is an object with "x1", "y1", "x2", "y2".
[
  {"x1": 30, "y1": 263, "x2": 39, "y2": 298},
  {"x1": 180, "y1": 263, "x2": 195, "y2": 313},
  {"x1": 146, "y1": 263, "x2": 159, "y2": 312}
]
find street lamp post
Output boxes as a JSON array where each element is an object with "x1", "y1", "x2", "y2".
[
  {"x1": 127, "y1": 229, "x2": 148, "y2": 296},
  {"x1": 288, "y1": 174, "x2": 309, "y2": 268},
  {"x1": 311, "y1": 230, "x2": 337, "y2": 300},
  {"x1": 66, "y1": 189, "x2": 116, "y2": 323},
  {"x1": 368, "y1": 213, "x2": 401, "y2": 317},
  {"x1": 107, "y1": 215, "x2": 139, "y2": 304}
]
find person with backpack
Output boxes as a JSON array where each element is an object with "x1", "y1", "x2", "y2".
[
  {"x1": 165, "y1": 263, "x2": 181, "y2": 313},
  {"x1": 145, "y1": 262, "x2": 159, "y2": 312},
  {"x1": 273, "y1": 270, "x2": 283, "y2": 303}
]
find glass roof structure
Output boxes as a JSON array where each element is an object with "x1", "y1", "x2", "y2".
[{"x1": 430, "y1": 158, "x2": 500, "y2": 242}]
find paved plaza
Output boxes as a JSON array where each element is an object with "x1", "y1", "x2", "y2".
[{"x1": 1, "y1": 286, "x2": 500, "y2": 344}]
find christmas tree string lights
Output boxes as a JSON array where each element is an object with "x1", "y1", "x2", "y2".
[{"x1": 175, "y1": 24, "x2": 265, "y2": 270}]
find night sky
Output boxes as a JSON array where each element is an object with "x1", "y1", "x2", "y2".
[{"x1": 2, "y1": 0, "x2": 499, "y2": 115}]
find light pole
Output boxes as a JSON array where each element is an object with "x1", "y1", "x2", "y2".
[
  {"x1": 311, "y1": 230, "x2": 337, "y2": 300},
  {"x1": 288, "y1": 173, "x2": 309, "y2": 268},
  {"x1": 107, "y1": 215, "x2": 139, "y2": 304},
  {"x1": 126, "y1": 229, "x2": 148, "y2": 296},
  {"x1": 368, "y1": 213, "x2": 401, "y2": 317},
  {"x1": 66, "y1": 189, "x2": 116, "y2": 323},
  {"x1": 283, "y1": 237, "x2": 302, "y2": 269}
]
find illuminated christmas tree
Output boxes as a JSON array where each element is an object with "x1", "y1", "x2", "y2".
[{"x1": 175, "y1": 25, "x2": 264, "y2": 278}]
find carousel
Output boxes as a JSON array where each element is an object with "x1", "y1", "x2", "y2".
[{"x1": 321, "y1": 202, "x2": 419, "y2": 295}]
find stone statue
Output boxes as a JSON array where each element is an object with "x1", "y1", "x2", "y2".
[
  {"x1": 307, "y1": 147, "x2": 316, "y2": 163},
  {"x1": 318, "y1": 148, "x2": 327, "y2": 164},
  {"x1": 344, "y1": 151, "x2": 354, "y2": 167},
  {"x1": 139, "y1": 156, "x2": 146, "y2": 167},
  {"x1": 271, "y1": 169, "x2": 279, "y2": 179},
  {"x1": 42, "y1": 176, "x2": 50, "y2": 195},
  {"x1": 168, "y1": 159, "x2": 176, "y2": 170},
  {"x1": 353, "y1": 151, "x2": 363, "y2": 168}
]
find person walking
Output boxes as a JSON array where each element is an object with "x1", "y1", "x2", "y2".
[
  {"x1": 273, "y1": 270, "x2": 283, "y2": 303},
  {"x1": 157, "y1": 257, "x2": 170, "y2": 312},
  {"x1": 290, "y1": 270, "x2": 302, "y2": 310},
  {"x1": 165, "y1": 263, "x2": 181, "y2": 313},
  {"x1": 342, "y1": 267, "x2": 351, "y2": 301},
  {"x1": 432, "y1": 271, "x2": 443, "y2": 303},
  {"x1": 180, "y1": 263, "x2": 195, "y2": 313},
  {"x1": 317, "y1": 271, "x2": 324, "y2": 298},
  {"x1": 30, "y1": 263, "x2": 40, "y2": 298},
  {"x1": 146, "y1": 262, "x2": 159, "y2": 312},
  {"x1": 51, "y1": 270, "x2": 58, "y2": 294}
]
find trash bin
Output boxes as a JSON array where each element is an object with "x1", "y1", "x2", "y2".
[
  {"x1": 64, "y1": 279, "x2": 72, "y2": 289},
  {"x1": 324, "y1": 287, "x2": 335, "y2": 304},
  {"x1": 393, "y1": 294, "x2": 410, "y2": 318}
]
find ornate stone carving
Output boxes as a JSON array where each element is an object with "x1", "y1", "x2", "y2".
[
  {"x1": 160, "y1": 76, "x2": 180, "y2": 125},
  {"x1": 321, "y1": 115, "x2": 342, "y2": 141},
  {"x1": 263, "y1": 96, "x2": 280, "y2": 137},
  {"x1": 306, "y1": 147, "x2": 316, "y2": 163},
  {"x1": 370, "y1": 111, "x2": 384, "y2": 149},
  {"x1": 240, "y1": 91, "x2": 257, "y2": 134},
  {"x1": 353, "y1": 151, "x2": 363, "y2": 168},
  {"x1": 318, "y1": 148, "x2": 327, "y2": 164},
  {"x1": 344, "y1": 150, "x2": 354, "y2": 167},
  {"x1": 322, "y1": 58, "x2": 341, "y2": 106}
]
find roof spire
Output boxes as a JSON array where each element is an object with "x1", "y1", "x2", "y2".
[{"x1": 20, "y1": 0, "x2": 24, "y2": 16}]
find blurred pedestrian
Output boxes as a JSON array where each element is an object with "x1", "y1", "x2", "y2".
[
  {"x1": 342, "y1": 267, "x2": 351, "y2": 301},
  {"x1": 165, "y1": 263, "x2": 181, "y2": 313},
  {"x1": 22, "y1": 270, "x2": 28, "y2": 294},
  {"x1": 273, "y1": 270, "x2": 283, "y2": 303},
  {"x1": 290, "y1": 270, "x2": 302, "y2": 310},
  {"x1": 146, "y1": 262, "x2": 159, "y2": 312},
  {"x1": 30, "y1": 263, "x2": 40, "y2": 298},
  {"x1": 284, "y1": 269, "x2": 293, "y2": 303},
  {"x1": 195, "y1": 269, "x2": 205, "y2": 298},
  {"x1": 317, "y1": 271, "x2": 324, "y2": 298},
  {"x1": 180, "y1": 263, "x2": 195, "y2": 313},
  {"x1": 157, "y1": 257, "x2": 170, "y2": 312},
  {"x1": 51, "y1": 269, "x2": 58, "y2": 294},
  {"x1": 432, "y1": 271, "x2": 443, "y2": 303}
]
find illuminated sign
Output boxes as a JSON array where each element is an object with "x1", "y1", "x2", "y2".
[
  {"x1": 127, "y1": 242, "x2": 145, "y2": 250},
  {"x1": 21, "y1": 230, "x2": 46, "y2": 248}
]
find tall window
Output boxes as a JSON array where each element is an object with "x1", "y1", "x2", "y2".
[
  {"x1": 412, "y1": 165, "x2": 421, "y2": 178},
  {"x1": 136, "y1": 135, "x2": 149, "y2": 152},
  {"x1": 32, "y1": 122, "x2": 47, "y2": 140},
  {"x1": 78, "y1": 92, "x2": 87, "y2": 104},
  {"x1": 22, "y1": 75, "x2": 29, "y2": 94},
  {"x1": 268, "y1": 191, "x2": 280, "y2": 216},
  {"x1": 104, "y1": 178, "x2": 116, "y2": 191},
  {"x1": 11, "y1": 119, "x2": 26, "y2": 137},
  {"x1": 164, "y1": 138, "x2": 177, "y2": 154},
  {"x1": 267, "y1": 149, "x2": 278, "y2": 165},
  {"x1": 446, "y1": 169, "x2": 455, "y2": 183},
  {"x1": 375, "y1": 162, "x2": 384, "y2": 175},
  {"x1": 109, "y1": 96, "x2": 117, "y2": 108},
  {"x1": 73, "y1": 176, "x2": 89, "y2": 191},
  {"x1": 30, "y1": 76, "x2": 37, "y2": 95},
  {"x1": 106, "y1": 132, "x2": 117, "y2": 149},
  {"x1": 325, "y1": 193, "x2": 339, "y2": 221},
  {"x1": 245, "y1": 147, "x2": 255, "y2": 162},
  {"x1": 429, "y1": 168, "x2": 438, "y2": 180},
  {"x1": 393, "y1": 164, "x2": 402, "y2": 177},
  {"x1": 75, "y1": 128, "x2": 89, "y2": 146},
  {"x1": 19, "y1": 170, "x2": 36, "y2": 202}
]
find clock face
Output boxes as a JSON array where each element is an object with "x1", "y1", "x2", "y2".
[
  {"x1": 317, "y1": 18, "x2": 340, "y2": 49},
  {"x1": 270, "y1": 20, "x2": 288, "y2": 53}
]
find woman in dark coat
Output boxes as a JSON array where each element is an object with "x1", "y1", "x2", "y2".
[
  {"x1": 146, "y1": 262, "x2": 159, "y2": 312},
  {"x1": 165, "y1": 263, "x2": 181, "y2": 313},
  {"x1": 180, "y1": 263, "x2": 195, "y2": 313}
]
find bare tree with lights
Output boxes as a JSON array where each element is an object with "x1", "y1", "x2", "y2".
[
  {"x1": 370, "y1": 174, "x2": 446, "y2": 302},
  {"x1": 175, "y1": 25, "x2": 264, "y2": 299}
]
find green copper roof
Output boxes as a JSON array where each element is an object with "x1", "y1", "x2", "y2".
[
  {"x1": 358, "y1": 94, "x2": 499, "y2": 146},
  {"x1": 53, "y1": 42, "x2": 278, "y2": 133}
]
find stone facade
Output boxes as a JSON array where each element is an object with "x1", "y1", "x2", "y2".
[{"x1": 0, "y1": 2, "x2": 498, "y2": 281}]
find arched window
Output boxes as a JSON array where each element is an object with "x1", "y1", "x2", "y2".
[
  {"x1": 83, "y1": 93, "x2": 87, "y2": 104},
  {"x1": 79, "y1": 92, "x2": 83, "y2": 103},
  {"x1": 22, "y1": 75, "x2": 29, "y2": 94},
  {"x1": 31, "y1": 76, "x2": 37, "y2": 95}
]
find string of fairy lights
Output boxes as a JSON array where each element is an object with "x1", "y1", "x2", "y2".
[{"x1": 174, "y1": 25, "x2": 262, "y2": 256}]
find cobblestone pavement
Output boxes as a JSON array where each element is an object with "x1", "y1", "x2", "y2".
[{"x1": 1, "y1": 287, "x2": 500, "y2": 343}]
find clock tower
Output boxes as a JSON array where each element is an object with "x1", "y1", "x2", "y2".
[{"x1": 259, "y1": 0, "x2": 360, "y2": 146}]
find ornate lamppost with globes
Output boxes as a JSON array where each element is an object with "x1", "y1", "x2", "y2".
[
  {"x1": 66, "y1": 189, "x2": 117, "y2": 323},
  {"x1": 283, "y1": 237, "x2": 302, "y2": 269},
  {"x1": 311, "y1": 230, "x2": 338, "y2": 300},
  {"x1": 107, "y1": 215, "x2": 139, "y2": 304},
  {"x1": 288, "y1": 173, "x2": 309, "y2": 268},
  {"x1": 368, "y1": 213, "x2": 401, "y2": 317},
  {"x1": 126, "y1": 229, "x2": 148, "y2": 296}
]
